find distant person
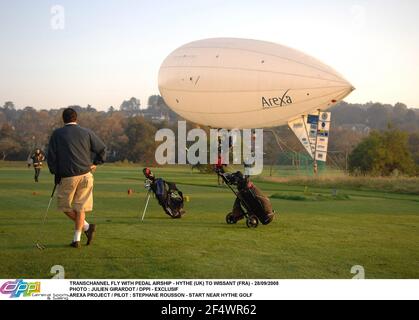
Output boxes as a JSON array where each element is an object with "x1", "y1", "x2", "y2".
[
  {"x1": 215, "y1": 154, "x2": 227, "y2": 186},
  {"x1": 313, "y1": 161, "x2": 318, "y2": 175},
  {"x1": 243, "y1": 151, "x2": 256, "y2": 179},
  {"x1": 47, "y1": 108, "x2": 106, "y2": 249},
  {"x1": 214, "y1": 136, "x2": 233, "y2": 185},
  {"x1": 30, "y1": 149, "x2": 46, "y2": 182}
]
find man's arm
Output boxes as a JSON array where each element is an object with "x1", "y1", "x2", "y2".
[
  {"x1": 89, "y1": 131, "x2": 106, "y2": 165},
  {"x1": 47, "y1": 132, "x2": 57, "y2": 175}
]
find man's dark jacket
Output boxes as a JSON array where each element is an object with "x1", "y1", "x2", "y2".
[{"x1": 47, "y1": 124, "x2": 106, "y2": 178}]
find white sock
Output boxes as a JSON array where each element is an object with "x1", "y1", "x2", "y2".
[
  {"x1": 73, "y1": 230, "x2": 82, "y2": 242},
  {"x1": 83, "y1": 221, "x2": 90, "y2": 232}
]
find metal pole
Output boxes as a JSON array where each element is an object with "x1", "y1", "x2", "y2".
[
  {"x1": 141, "y1": 192, "x2": 151, "y2": 222},
  {"x1": 313, "y1": 110, "x2": 321, "y2": 176}
]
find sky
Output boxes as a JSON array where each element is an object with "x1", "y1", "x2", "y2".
[{"x1": 0, "y1": 0, "x2": 418, "y2": 110}]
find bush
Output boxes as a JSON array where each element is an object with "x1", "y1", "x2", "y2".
[{"x1": 349, "y1": 129, "x2": 416, "y2": 176}]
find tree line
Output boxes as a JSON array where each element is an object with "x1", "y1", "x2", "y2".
[
  {"x1": 0, "y1": 98, "x2": 418, "y2": 175},
  {"x1": 0, "y1": 96, "x2": 175, "y2": 164}
]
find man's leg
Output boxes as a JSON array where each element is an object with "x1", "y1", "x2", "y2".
[
  {"x1": 74, "y1": 173, "x2": 96, "y2": 246},
  {"x1": 72, "y1": 209, "x2": 85, "y2": 245},
  {"x1": 64, "y1": 211, "x2": 76, "y2": 220},
  {"x1": 57, "y1": 176, "x2": 82, "y2": 248},
  {"x1": 64, "y1": 210, "x2": 90, "y2": 231},
  {"x1": 66, "y1": 210, "x2": 91, "y2": 248},
  {"x1": 75, "y1": 210, "x2": 85, "y2": 231}
]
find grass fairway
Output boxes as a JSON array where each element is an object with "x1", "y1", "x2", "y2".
[{"x1": 0, "y1": 162, "x2": 418, "y2": 279}]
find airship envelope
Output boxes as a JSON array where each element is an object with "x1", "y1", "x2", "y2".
[{"x1": 158, "y1": 38, "x2": 354, "y2": 129}]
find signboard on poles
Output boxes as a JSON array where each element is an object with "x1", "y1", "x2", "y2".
[{"x1": 288, "y1": 112, "x2": 331, "y2": 162}]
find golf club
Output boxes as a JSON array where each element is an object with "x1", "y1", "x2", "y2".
[{"x1": 35, "y1": 183, "x2": 57, "y2": 250}]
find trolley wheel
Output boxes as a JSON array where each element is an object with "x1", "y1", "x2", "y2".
[
  {"x1": 226, "y1": 212, "x2": 237, "y2": 225},
  {"x1": 246, "y1": 215, "x2": 259, "y2": 228},
  {"x1": 170, "y1": 211, "x2": 183, "y2": 219}
]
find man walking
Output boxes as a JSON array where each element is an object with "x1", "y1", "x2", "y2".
[
  {"x1": 47, "y1": 108, "x2": 106, "y2": 248},
  {"x1": 30, "y1": 149, "x2": 46, "y2": 182}
]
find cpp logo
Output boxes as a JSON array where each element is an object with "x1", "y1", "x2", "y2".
[{"x1": 0, "y1": 280, "x2": 41, "y2": 298}]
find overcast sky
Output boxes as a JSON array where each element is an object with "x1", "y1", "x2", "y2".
[{"x1": 1, "y1": 0, "x2": 418, "y2": 110}]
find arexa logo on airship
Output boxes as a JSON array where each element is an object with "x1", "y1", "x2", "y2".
[
  {"x1": 262, "y1": 89, "x2": 293, "y2": 109},
  {"x1": 155, "y1": 121, "x2": 264, "y2": 175},
  {"x1": 0, "y1": 280, "x2": 41, "y2": 298}
]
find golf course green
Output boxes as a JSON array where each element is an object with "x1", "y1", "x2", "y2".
[{"x1": 0, "y1": 162, "x2": 418, "y2": 279}]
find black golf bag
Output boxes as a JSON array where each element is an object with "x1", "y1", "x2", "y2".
[
  {"x1": 220, "y1": 171, "x2": 275, "y2": 228},
  {"x1": 143, "y1": 168, "x2": 185, "y2": 219}
]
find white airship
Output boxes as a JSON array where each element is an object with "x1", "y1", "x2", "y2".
[{"x1": 158, "y1": 38, "x2": 354, "y2": 129}]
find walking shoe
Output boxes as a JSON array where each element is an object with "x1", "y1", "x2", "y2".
[
  {"x1": 85, "y1": 224, "x2": 96, "y2": 246},
  {"x1": 70, "y1": 241, "x2": 81, "y2": 248}
]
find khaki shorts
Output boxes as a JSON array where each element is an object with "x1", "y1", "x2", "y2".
[{"x1": 57, "y1": 172, "x2": 94, "y2": 213}]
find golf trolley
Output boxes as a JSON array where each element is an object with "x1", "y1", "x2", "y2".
[
  {"x1": 217, "y1": 171, "x2": 275, "y2": 229},
  {"x1": 141, "y1": 168, "x2": 186, "y2": 221}
]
